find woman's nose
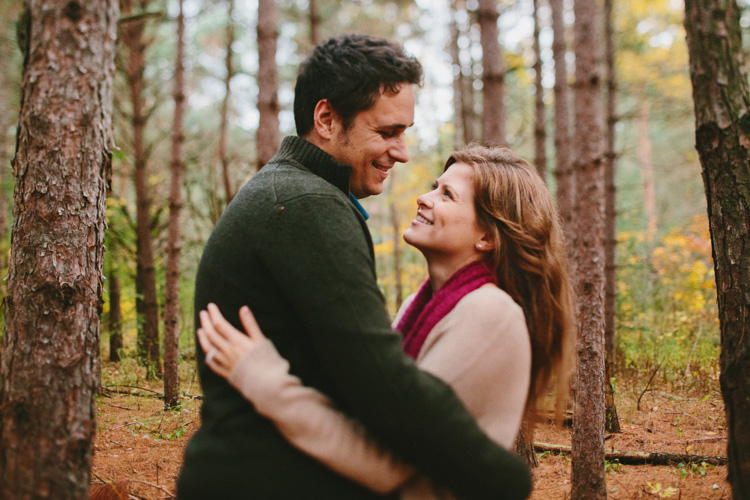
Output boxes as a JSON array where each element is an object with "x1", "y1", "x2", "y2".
[{"x1": 416, "y1": 192, "x2": 432, "y2": 208}]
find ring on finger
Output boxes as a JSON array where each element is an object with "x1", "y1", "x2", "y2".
[{"x1": 205, "y1": 349, "x2": 218, "y2": 364}]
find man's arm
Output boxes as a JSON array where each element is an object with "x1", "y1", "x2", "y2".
[
  {"x1": 228, "y1": 339, "x2": 414, "y2": 494},
  {"x1": 260, "y1": 193, "x2": 532, "y2": 500}
]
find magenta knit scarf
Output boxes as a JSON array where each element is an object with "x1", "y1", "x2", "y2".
[{"x1": 397, "y1": 259, "x2": 496, "y2": 359}]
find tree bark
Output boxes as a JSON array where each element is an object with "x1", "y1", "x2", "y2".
[
  {"x1": 477, "y1": 0, "x2": 506, "y2": 146},
  {"x1": 533, "y1": 0, "x2": 547, "y2": 182},
  {"x1": 514, "y1": 416, "x2": 539, "y2": 468},
  {"x1": 450, "y1": 2, "x2": 465, "y2": 150},
  {"x1": 570, "y1": 0, "x2": 607, "y2": 497},
  {"x1": 0, "y1": 2, "x2": 118, "y2": 497},
  {"x1": 684, "y1": 0, "x2": 750, "y2": 496},
  {"x1": 164, "y1": 0, "x2": 186, "y2": 410},
  {"x1": 389, "y1": 172, "x2": 403, "y2": 311},
  {"x1": 120, "y1": 0, "x2": 161, "y2": 378},
  {"x1": 0, "y1": 5, "x2": 20, "y2": 273},
  {"x1": 256, "y1": 0, "x2": 281, "y2": 170},
  {"x1": 603, "y1": 0, "x2": 617, "y2": 365},
  {"x1": 0, "y1": 67, "x2": 9, "y2": 249},
  {"x1": 219, "y1": 0, "x2": 235, "y2": 204},
  {"x1": 550, "y1": 0, "x2": 575, "y2": 271},
  {"x1": 309, "y1": 0, "x2": 320, "y2": 47},
  {"x1": 462, "y1": 14, "x2": 477, "y2": 147},
  {"x1": 603, "y1": 0, "x2": 620, "y2": 434},
  {"x1": 535, "y1": 442, "x2": 728, "y2": 466},
  {"x1": 637, "y1": 97, "x2": 657, "y2": 240},
  {"x1": 604, "y1": 355, "x2": 621, "y2": 433},
  {"x1": 108, "y1": 270, "x2": 123, "y2": 362}
]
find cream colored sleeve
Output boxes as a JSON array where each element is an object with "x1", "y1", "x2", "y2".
[
  {"x1": 415, "y1": 286, "x2": 532, "y2": 449},
  {"x1": 228, "y1": 340, "x2": 414, "y2": 494}
]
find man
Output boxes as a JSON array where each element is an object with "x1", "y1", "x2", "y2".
[{"x1": 177, "y1": 34, "x2": 531, "y2": 499}]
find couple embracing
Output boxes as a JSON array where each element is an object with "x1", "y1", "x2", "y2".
[{"x1": 177, "y1": 33, "x2": 574, "y2": 500}]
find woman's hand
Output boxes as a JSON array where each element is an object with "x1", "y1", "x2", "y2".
[{"x1": 197, "y1": 303, "x2": 267, "y2": 379}]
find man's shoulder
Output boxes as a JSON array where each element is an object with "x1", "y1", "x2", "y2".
[{"x1": 234, "y1": 162, "x2": 347, "y2": 211}]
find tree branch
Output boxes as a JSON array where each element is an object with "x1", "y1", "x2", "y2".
[{"x1": 534, "y1": 442, "x2": 728, "y2": 466}]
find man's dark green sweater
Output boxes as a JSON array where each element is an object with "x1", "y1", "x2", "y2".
[{"x1": 176, "y1": 137, "x2": 531, "y2": 499}]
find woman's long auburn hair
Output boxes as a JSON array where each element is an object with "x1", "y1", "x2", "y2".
[{"x1": 445, "y1": 145, "x2": 575, "y2": 417}]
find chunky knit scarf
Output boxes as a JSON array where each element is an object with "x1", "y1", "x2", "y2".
[{"x1": 397, "y1": 259, "x2": 496, "y2": 359}]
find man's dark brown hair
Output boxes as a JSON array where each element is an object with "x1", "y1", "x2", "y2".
[{"x1": 293, "y1": 34, "x2": 423, "y2": 137}]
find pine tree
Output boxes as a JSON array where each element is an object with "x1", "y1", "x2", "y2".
[
  {"x1": 0, "y1": 2, "x2": 118, "y2": 496},
  {"x1": 684, "y1": 0, "x2": 750, "y2": 495}
]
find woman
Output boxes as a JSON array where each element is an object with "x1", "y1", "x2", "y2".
[{"x1": 198, "y1": 145, "x2": 575, "y2": 498}]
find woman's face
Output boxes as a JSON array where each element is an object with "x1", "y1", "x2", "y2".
[{"x1": 403, "y1": 162, "x2": 488, "y2": 260}]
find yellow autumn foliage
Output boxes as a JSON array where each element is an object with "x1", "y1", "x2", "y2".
[{"x1": 617, "y1": 215, "x2": 719, "y2": 381}]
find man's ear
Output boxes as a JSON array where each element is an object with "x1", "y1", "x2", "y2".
[{"x1": 312, "y1": 99, "x2": 336, "y2": 140}]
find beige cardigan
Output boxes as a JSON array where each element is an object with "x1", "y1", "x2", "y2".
[{"x1": 228, "y1": 283, "x2": 531, "y2": 499}]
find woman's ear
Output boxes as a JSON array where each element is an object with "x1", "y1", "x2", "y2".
[
  {"x1": 312, "y1": 99, "x2": 336, "y2": 140},
  {"x1": 475, "y1": 233, "x2": 496, "y2": 252}
]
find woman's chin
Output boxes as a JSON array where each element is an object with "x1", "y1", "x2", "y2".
[
  {"x1": 402, "y1": 233, "x2": 425, "y2": 254},
  {"x1": 402, "y1": 229, "x2": 417, "y2": 246}
]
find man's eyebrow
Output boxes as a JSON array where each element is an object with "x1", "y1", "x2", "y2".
[{"x1": 382, "y1": 122, "x2": 415, "y2": 130}]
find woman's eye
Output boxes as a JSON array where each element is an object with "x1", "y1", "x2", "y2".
[{"x1": 444, "y1": 189, "x2": 453, "y2": 199}]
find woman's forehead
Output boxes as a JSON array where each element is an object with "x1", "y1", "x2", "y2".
[{"x1": 440, "y1": 162, "x2": 473, "y2": 183}]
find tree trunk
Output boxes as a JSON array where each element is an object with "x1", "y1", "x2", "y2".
[
  {"x1": 535, "y1": 442, "x2": 728, "y2": 466},
  {"x1": 450, "y1": 3, "x2": 465, "y2": 150},
  {"x1": 0, "y1": 70, "x2": 9, "y2": 249},
  {"x1": 551, "y1": 0, "x2": 575, "y2": 270},
  {"x1": 514, "y1": 416, "x2": 539, "y2": 468},
  {"x1": 604, "y1": 354, "x2": 621, "y2": 433},
  {"x1": 533, "y1": 0, "x2": 546, "y2": 182},
  {"x1": 462, "y1": 1, "x2": 478, "y2": 146},
  {"x1": 477, "y1": 0, "x2": 506, "y2": 146},
  {"x1": 462, "y1": 45, "x2": 476, "y2": 145},
  {"x1": 570, "y1": 0, "x2": 607, "y2": 497},
  {"x1": 0, "y1": 10, "x2": 19, "y2": 275},
  {"x1": 603, "y1": 0, "x2": 620, "y2": 434},
  {"x1": 684, "y1": 1, "x2": 750, "y2": 496},
  {"x1": 603, "y1": 0, "x2": 617, "y2": 367},
  {"x1": 109, "y1": 270, "x2": 123, "y2": 362},
  {"x1": 219, "y1": 0, "x2": 235, "y2": 204},
  {"x1": 135, "y1": 260, "x2": 146, "y2": 362},
  {"x1": 0, "y1": 2, "x2": 118, "y2": 497},
  {"x1": 256, "y1": 0, "x2": 281, "y2": 170},
  {"x1": 309, "y1": 0, "x2": 320, "y2": 46},
  {"x1": 164, "y1": 0, "x2": 186, "y2": 410},
  {"x1": 121, "y1": 0, "x2": 161, "y2": 379},
  {"x1": 389, "y1": 172, "x2": 403, "y2": 311},
  {"x1": 637, "y1": 97, "x2": 657, "y2": 240}
]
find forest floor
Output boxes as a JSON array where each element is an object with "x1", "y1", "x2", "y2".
[{"x1": 92, "y1": 361, "x2": 731, "y2": 499}]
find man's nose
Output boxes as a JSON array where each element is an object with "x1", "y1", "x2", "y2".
[{"x1": 390, "y1": 135, "x2": 409, "y2": 164}]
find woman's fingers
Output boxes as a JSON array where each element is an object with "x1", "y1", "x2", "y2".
[
  {"x1": 197, "y1": 328, "x2": 230, "y2": 378},
  {"x1": 239, "y1": 306, "x2": 266, "y2": 342},
  {"x1": 196, "y1": 326, "x2": 215, "y2": 356},
  {"x1": 207, "y1": 303, "x2": 248, "y2": 343},
  {"x1": 199, "y1": 310, "x2": 233, "y2": 354}
]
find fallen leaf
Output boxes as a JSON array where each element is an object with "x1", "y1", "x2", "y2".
[{"x1": 660, "y1": 486, "x2": 679, "y2": 498}]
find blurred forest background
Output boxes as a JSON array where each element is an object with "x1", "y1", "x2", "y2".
[
  {"x1": 0, "y1": 0, "x2": 737, "y2": 398},
  {"x1": 4, "y1": 0, "x2": 750, "y2": 497}
]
